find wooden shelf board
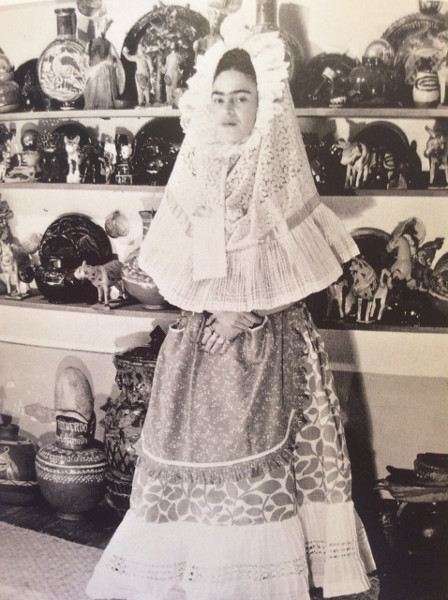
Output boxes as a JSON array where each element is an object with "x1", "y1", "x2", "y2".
[
  {"x1": 0, "y1": 182, "x2": 166, "y2": 192},
  {"x1": 1, "y1": 106, "x2": 446, "y2": 122},
  {"x1": 0, "y1": 182, "x2": 445, "y2": 196}
]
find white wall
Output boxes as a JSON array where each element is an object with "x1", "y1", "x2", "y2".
[{"x1": 0, "y1": 0, "x2": 447, "y2": 485}]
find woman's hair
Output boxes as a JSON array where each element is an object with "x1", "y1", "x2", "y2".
[{"x1": 213, "y1": 48, "x2": 257, "y2": 83}]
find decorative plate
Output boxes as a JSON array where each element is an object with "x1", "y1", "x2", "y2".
[
  {"x1": 120, "y1": 4, "x2": 209, "y2": 105},
  {"x1": 353, "y1": 121, "x2": 410, "y2": 158},
  {"x1": 132, "y1": 118, "x2": 183, "y2": 185},
  {"x1": 348, "y1": 227, "x2": 391, "y2": 277},
  {"x1": 38, "y1": 38, "x2": 87, "y2": 104},
  {"x1": 52, "y1": 122, "x2": 92, "y2": 148},
  {"x1": 382, "y1": 12, "x2": 447, "y2": 84}
]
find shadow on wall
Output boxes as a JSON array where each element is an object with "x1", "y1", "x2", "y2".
[{"x1": 333, "y1": 370, "x2": 391, "y2": 569}]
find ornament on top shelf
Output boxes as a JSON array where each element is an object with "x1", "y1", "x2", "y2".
[
  {"x1": 37, "y1": 8, "x2": 87, "y2": 110},
  {"x1": 84, "y1": 8, "x2": 126, "y2": 109},
  {"x1": 121, "y1": 4, "x2": 209, "y2": 107},
  {"x1": 163, "y1": 41, "x2": 183, "y2": 108},
  {"x1": 122, "y1": 42, "x2": 155, "y2": 108},
  {"x1": 0, "y1": 48, "x2": 19, "y2": 113},
  {"x1": 418, "y1": 1, "x2": 442, "y2": 15}
]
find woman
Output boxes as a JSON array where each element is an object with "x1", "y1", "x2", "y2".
[{"x1": 87, "y1": 31, "x2": 375, "y2": 600}]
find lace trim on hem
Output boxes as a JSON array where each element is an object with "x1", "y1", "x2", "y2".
[{"x1": 136, "y1": 411, "x2": 306, "y2": 484}]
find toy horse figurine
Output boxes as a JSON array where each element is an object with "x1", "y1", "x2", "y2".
[
  {"x1": 424, "y1": 125, "x2": 448, "y2": 187},
  {"x1": 64, "y1": 135, "x2": 81, "y2": 184},
  {"x1": 74, "y1": 259, "x2": 125, "y2": 308}
]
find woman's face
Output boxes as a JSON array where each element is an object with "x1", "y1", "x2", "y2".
[{"x1": 210, "y1": 69, "x2": 258, "y2": 145}]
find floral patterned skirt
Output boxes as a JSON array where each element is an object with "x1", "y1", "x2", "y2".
[{"x1": 87, "y1": 304, "x2": 375, "y2": 600}]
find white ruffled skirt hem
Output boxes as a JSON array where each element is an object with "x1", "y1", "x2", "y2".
[{"x1": 86, "y1": 501, "x2": 374, "y2": 600}]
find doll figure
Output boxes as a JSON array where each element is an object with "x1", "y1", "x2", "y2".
[
  {"x1": 122, "y1": 42, "x2": 155, "y2": 107},
  {"x1": 84, "y1": 9, "x2": 125, "y2": 109},
  {"x1": 39, "y1": 133, "x2": 66, "y2": 183},
  {"x1": 163, "y1": 42, "x2": 182, "y2": 107},
  {"x1": 114, "y1": 134, "x2": 133, "y2": 185}
]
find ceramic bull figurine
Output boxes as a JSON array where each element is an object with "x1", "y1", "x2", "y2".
[{"x1": 74, "y1": 259, "x2": 125, "y2": 308}]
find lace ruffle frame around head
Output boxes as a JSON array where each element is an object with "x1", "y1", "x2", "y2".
[{"x1": 178, "y1": 30, "x2": 290, "y2": 154}]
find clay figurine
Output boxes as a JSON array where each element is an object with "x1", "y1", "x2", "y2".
[
  {"x1": 64, "y1": 135, "x2": 81, "y2": 184},
  {"x1": 424, "y1": 125, "x2": 447, "y2": 187},
  {"x1": 38, "y1": 132, "x2": 66, "y2": 183},
  {"x1": 122, "y1": 42, "x2": 155, "y2": 107},
  {"x1": 114, "y1": 134, "x2": 134, "y2": 185},
  {"x1": 74, "y1": 259, "x2": 125, "y2": 308},
  {"x1": 163, "y1": 41, "x2": 182, "y2": 107},
  {"x1": 84, "y1": 9, "x2": 125, "y2": 109}
]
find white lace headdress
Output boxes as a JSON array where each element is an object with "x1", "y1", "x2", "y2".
[{"x1": 138, "y1": 30, "x2": 358, "y2": 311}]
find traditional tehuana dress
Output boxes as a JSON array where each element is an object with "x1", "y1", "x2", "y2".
[{"x1": 87, "y1": 31, "x2": 375, "y2": 600}]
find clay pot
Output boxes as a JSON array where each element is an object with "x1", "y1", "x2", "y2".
[
  {"x1": 121, "y1": 210, "x2": 167, "y2": 309},
  {"x1": 35, "y1": 439, "x2": 107, "y2": 520},
  {"x1": 0, "y1": 421, "x2": 38, "y2": 506}
]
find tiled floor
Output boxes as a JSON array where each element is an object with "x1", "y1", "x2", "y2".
[{"x1": 0, "y1": 494, "x2": 446, "y2": 600}]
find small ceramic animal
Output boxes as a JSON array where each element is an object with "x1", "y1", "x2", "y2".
[
  {"x1": 334, "y1": 140, "x2": 375, "y2": 188},
  {"x1": 0, "y1": 240, "x2": 19, "y2": 295},
  {"x1": 65, "y1": 135, "x2": 81, "y2": 184},
  {"x1": 424, "y1": 125, "x2": 448, "y2": 187},
  {"x1": 74, "y1": 259, "x2": 125, "y2": 307},
  {"x1": 0, "y1": 446, "x2": 19, "y2": 480}
]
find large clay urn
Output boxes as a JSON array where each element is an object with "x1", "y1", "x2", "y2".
[
  {"x1": 101, "y1": 327, "x2": 166, "y2": 513},
  {"x1": 35, "y1": 366, "x2": 107, "y2": 520},
  {"x1": 0, "y1": 416, "x2": 38, "y2": 506}
]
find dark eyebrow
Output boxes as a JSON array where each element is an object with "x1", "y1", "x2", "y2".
[{"x1": 211, "y1": 89, "x2": 253, "y2": 96}]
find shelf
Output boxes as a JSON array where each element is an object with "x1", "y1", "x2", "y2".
[
  {"x1": 0, "y1": 107, "x2": 181, "y2": 121},
  {"x1": 1, "y1": 106, "x2": 447, "y2": 123},
  {"x1": 0, "y1": 294, "x2": 179, "y2": 354},
  {"x1": 0, "y1": 182, "x2": 444, "y2": 195},
  {"x1": 0, "y1": 182, "x2": 165, "y2": 192},
  {"x1": 294, "y1": 107, "x2": 448, "y2": 119},
  {"x1": 1, "y1": 183, "x2": 444, "y2": 197},
  {"x1": 0, "y1": 295, "x2": 446, "y2": 377}
]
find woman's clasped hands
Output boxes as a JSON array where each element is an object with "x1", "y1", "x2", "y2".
[{"x1": 199, "y1": 311, "x2": 263, "y2": 355}]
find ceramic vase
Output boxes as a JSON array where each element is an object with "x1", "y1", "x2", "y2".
[
  {"x1": 37, "y1": 8, "x2": 87, "y2": 109},
  {"x1": 101, "y1": 327, "x2": 166, "y2": 513},
  {"x1": 35, "y1": 415, "x2": 107, "y2": 520},
  {"x1": 348, "y1": 56, "x2": 399, "y2": 106},
  {"x1": 121, "y1": 210, "x2": 166, "y2": 309},
  {"x1": 413, "y1": 70, "x2": 440, "y2": 107},
  {"x1": 0, "y1": 419, "x2": 38, "y2": 506},
  {"x1": 0, "y1": 51, "x2": 19, "y2": 113}
]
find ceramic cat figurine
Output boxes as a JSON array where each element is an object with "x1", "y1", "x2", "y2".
[{"x1": 65, "y1": 135, "x2": 81, "y2": 184}]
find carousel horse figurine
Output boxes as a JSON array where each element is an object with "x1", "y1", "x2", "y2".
[
  {"x1": 369, "y1": 268, "x2": 392, "y2": 322},
  {"x1": 334, "y1": 139, "x2": 375, "y2": 188},
  {"x1": 424, "y1": 125, "x2": 448, "y2": 187}
]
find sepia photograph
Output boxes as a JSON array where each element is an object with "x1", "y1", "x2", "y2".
[{"x1": 0, "y1": 0, "x2": 446, "y2": 599}]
